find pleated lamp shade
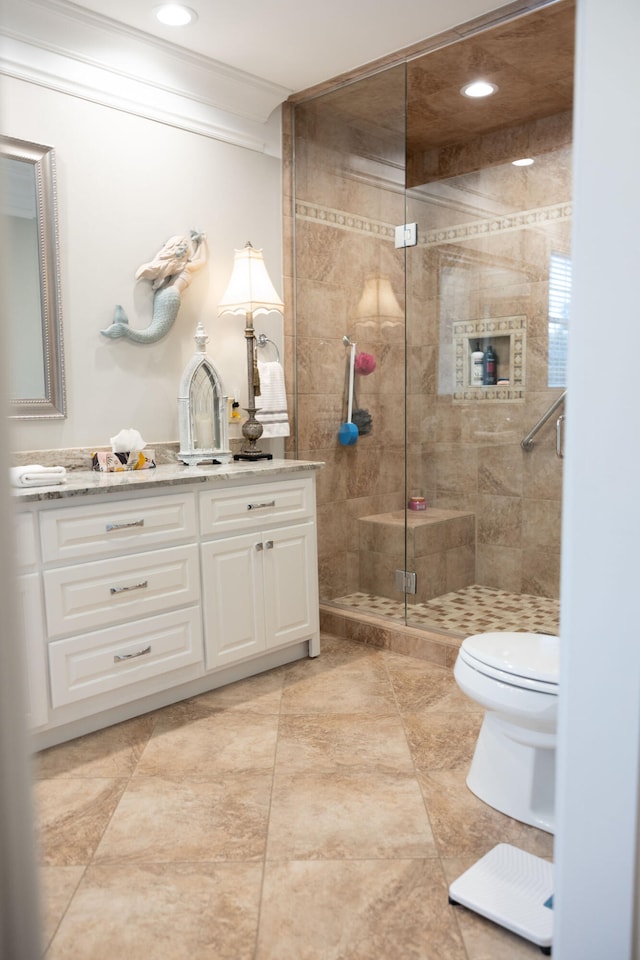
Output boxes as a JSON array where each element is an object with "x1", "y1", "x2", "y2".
[{"x1": 217, "y1": 241, "x2": 284, "y2": 317}]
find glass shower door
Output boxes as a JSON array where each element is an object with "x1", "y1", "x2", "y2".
[
  {"x1": 403, "y1": 22, "x2": 572, "y2": 638},
  {"x1": 291, "y1": 65, "x2": 410, "y2": 625}
]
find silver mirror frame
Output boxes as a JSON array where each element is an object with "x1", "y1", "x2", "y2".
[{"x1": 2, "y1": 137, "x2": 66, "y2": 419}]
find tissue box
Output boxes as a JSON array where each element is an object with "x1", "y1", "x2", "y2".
[{"x1": 91, "y1": 450, "x2": 156, "y2": 472}]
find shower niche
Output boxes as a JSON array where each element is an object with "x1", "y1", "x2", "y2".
[{"x1": 453, "y1": 316, "x2": 526, "y2": 401}]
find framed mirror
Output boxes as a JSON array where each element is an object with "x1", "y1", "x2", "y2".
[{"x1": 0, "y1": 137, "x2": 66, "y2": 418}]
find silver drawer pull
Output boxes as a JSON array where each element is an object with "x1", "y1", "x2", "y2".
[
  {"x1": 110, "y1": 580, "x2": 148, "y2": 595},
  {"x1": 106, "y1": 519, "x2": 144, "y2": 532},
  {"x1": 255, "y1": 542, "x2": 264, "y2": 551},
  {"x1": 247, "y1": 500, "x2": 275, "y2": 511},
  {"x1": 114, "y1": 645, "x2": 151, "y2": 663},
  {"x1": 265, "y1": 540, "x2": 274, "y2": 549}
]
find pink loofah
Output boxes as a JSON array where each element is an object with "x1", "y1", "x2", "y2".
[{"x1": 354, "y1": 352, "x2": 376, "y2": 375}]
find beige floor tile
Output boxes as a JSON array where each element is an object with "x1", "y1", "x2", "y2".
[
  {"x1": 46, "y1": 862, "x2": 263, "y2": 960},
  {"x1": 404, "y1": 712, "x2": 483, "y2": 772},
  {"x1": 383, "y1": 654, "x2": 481, "y2": 714},
  {"x1": 267, "y1": 769, "x2": 436, "y2": 860},
  {"x1": 276, "y1": 713, "x2": 415, "y2": 774},
  {"x1": 37, "y1": 634, "x2": 557, "y2": 959},
  {"x1": 179, "y1": 666, "x2": 285, "y2": 714},
  {"x1": 134, "y1": 710, "x2": 279, "y2": 777},
  {"x1": 39, "y1": 865, "x2": 85, "y2": 952},
  {"x1": 34, "y1": 715, "x2": 156, "y2": 779},
  {"x1": 281, "y1": 655, "x2": 397, "y2": 715},
  {"x1": 94, "y1": 772, "x2": 273, "y2": 864},
  {"x1": 35, "y1": 778, "x2": 128, "y2": 866},
  {"x1": 256, "y1": 859, "x2": 467, "y2": 960},
  {"x1": 418, "y1": 769, "x2": 555, "y2": 861},
  {"x1": 284, "y1": 634, "x2": 388, "y2": 678}
]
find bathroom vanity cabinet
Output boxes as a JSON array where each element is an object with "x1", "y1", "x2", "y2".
[{"x1": 13, "y1": 460, "x2": 322, "y2": 749}]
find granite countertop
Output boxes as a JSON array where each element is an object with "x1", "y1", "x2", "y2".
[{"x1": 12, "y1": 458, "x2": 324, "y2": 504}]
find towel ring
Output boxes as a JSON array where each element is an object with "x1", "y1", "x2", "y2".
[{"x1": 256, "y1": 333, "x2": 281, "y2": 363}]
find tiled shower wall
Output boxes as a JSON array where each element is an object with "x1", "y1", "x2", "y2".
[{"x1": 284, "y1": 85, "x2": 570, "y2": 607}]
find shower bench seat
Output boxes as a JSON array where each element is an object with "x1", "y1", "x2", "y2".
[{"x1": 358, "y1": 507, "x2": 475, "y2": 604}]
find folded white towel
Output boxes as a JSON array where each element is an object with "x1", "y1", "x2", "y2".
[
  {"x1": 256, "y1": 361, "x2": 290, "y2": 438},
  {"x1": 10, "y1": 464, "x2": 67, "y2": 487}
]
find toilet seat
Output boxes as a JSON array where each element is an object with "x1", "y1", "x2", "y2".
[{"x1": 460, "y1": 632, "x2": 559, "y2": 694}]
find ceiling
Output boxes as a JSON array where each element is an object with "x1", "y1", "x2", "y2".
[
  {"x1": 297, "y1": 0, "x2": 574, "y2": 185},
  {"x1": 54, "y1": 0, "x2": 520, "y2": 94}
]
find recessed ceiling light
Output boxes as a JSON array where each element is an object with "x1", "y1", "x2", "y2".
[
  {"x1": 461, "y1": 80, "x2": 498, "y2": 99},
  {"x1": 154, "y1": 4, "x2": 197, "y2": 26},
  {"x1": 512, "y1": 158, "x2": 535, "y2": 167}
]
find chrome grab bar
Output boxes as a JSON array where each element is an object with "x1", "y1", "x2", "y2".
[
  {"x1": 521, "y1": 391, "x2": 567, "y2": 452},
  {"x1": 556, "y1": 415, "x2": 565, "y2": 459}
]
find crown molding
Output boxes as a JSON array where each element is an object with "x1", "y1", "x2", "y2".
[{"x1": 0, "y1": 0, "x2": 291, "y2": 156}]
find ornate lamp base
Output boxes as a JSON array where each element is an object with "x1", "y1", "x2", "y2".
[{"x1": 233, "y1": 407, "x2": 273, "y2": 461}]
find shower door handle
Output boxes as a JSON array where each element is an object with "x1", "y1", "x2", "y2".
[{"x1": 556, "y1": 415, "x2": 565, "y2": 459}]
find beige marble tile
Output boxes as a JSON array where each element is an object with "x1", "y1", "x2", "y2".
[
  {"x1": 418, "y1": 769, "x2": 554, "y2": 860},
  {"x1": 46, "y1": 862, "x2": 263, "y2": 960},
  {"x1": 175, "y1": 667, "x2": 285, "y2": 714},
  {"x1": 94, "y1": 772, "x2": 273, "y2": 864},
  {"x1": 35, "y1": 715, "x2": 156, "y2": 780},
  {"x1": 276, "y1": 713, "x2": 414, "y2": 775},
  {"x1": 267, "y1": 768, "x2": 436, "y2": 860},
  {"x1": 281, "y1": 650, "x2": 396, "y2": 715},
  {"x1": 35, "y1": 778, "x2": 128, "y2": 866},
  {"x1": 39, "y1": 865, "x2": 85, "y2": 952},
  {"x1": 477, "y1": 494, "x2": 523, "y2": 548},
  {"x1": 257, "y1": 859, "x2": 467, "y2": 960},
  {"x1": 133, "y1": 710, "x2": 279, "y2": 777},
  {"x1": 404, "y1": 712, "x2": 483, "y2": 772},
  {"x1": 383, "y1": 656, "x2": 480, "y2": 714}
]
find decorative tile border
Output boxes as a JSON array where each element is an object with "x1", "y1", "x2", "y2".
[
  {"x1": 452, "y1": 316, "x2": 526, "y2": 402},
  {"x1": 423, "y1": 202, "x2": 572, "y2": 247},
  {"x1": 295, "y1": 201, "x2": 396, "y2": 240},
  {"x1": 295, "y1": 199, "x2": 571, "y2": 247}
]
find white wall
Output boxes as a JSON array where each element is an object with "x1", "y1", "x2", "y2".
[
  {"x1": 1, "y1": 76, "x2": 284, "y2": 454},
  {"x1": 554, "y1": 0, "x2": 640, "y2": 956}
]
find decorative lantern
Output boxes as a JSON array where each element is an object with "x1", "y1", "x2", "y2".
[{"x1": 177, "y1": 322, "x2": 231, "y2": 465}]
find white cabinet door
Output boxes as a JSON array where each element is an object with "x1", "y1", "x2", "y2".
[
  {"x1": 263, "y1": 521, "x2": 318, "y2": 650},
  {"x1": 201, "y1": 532, "x2": 264, "y2": 669},
  {"x1": 201, "y1": 521, "x2": 319, "y2": 669}
]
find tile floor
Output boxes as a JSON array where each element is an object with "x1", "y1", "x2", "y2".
[
  {"x1": 34, "y1": 633, "x2": 554, "y2": 959},
  {"x1": 331, "y1": 585, "x2": 560, "y2": 637}
]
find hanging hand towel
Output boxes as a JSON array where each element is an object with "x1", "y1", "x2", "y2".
[
  {"x1": 10, "y1": 464, "x2": 67, "y2": 487},
  {"x1": 256, "y1": 360, "x2": 290, "y2": 438}
]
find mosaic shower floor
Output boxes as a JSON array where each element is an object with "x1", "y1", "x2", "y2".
[{"x1": 331, "y1": 584, "x2": 560, "y2": 637}]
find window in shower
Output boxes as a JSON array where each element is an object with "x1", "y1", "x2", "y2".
[{"x1": 548, "y1": 250, "x2": 572, "y2": 387}]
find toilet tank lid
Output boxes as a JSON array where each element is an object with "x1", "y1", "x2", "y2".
[{"x1": 461, "y1": 632, "x2": 559, "y2": 683}]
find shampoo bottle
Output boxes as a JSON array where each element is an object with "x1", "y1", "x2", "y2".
[
  {"x1": 471, "y1": 341, "x2": 484, "y2": 386},
  {"x1": 483, "y1": 343, "x2": 497, "y2": 385}
]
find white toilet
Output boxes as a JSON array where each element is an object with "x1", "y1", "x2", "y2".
[{"x1": 454, "y1": 631, "x2": 559, "y2": 834}]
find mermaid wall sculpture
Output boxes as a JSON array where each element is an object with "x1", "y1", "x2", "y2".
[{"x1": 101, "y1": 230, "x2": 207, "y2": 343}]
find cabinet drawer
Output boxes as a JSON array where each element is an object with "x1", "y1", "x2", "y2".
[
  {"x1": 40, "y1": 492, "x2": 197, "y2": 563},
  {"x1": 15, "y1": 512, "x2": 38, "y2": 569},
  {"x1": 48, "y1": 606, "x2": 203, "y2": 707},
  {"x1": 199, "y1": 478, "x2": 314, "y2": 535},
  {"x1": 43, "y1": 543, "x2": 200, "y2": 639}
]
